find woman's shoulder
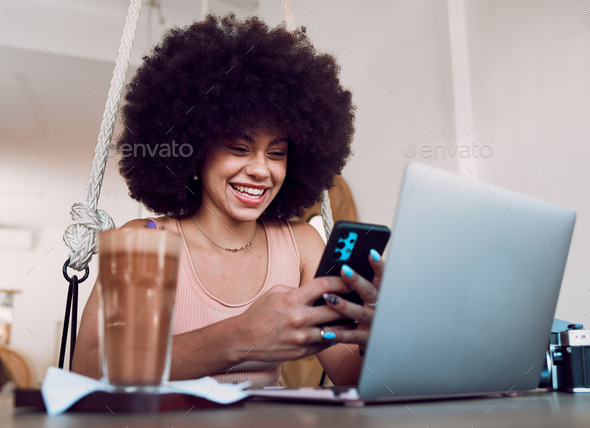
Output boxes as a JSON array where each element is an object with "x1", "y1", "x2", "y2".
[
  {"x1": 287, "y1": 220, "x2": 325, "y2": 253},
  {"x1": 284, "y1": 221, "x2": 325, "y2": 278},
  {"x1": 287, "y1": 220, "x2": 321, "y2": 239},
  {"x1": 261, "y1": 219, "x2": 324, "y2": 251}
]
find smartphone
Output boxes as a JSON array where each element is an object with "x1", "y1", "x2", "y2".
[{"x1": 312, "y1": 221, "x2": 391, "y2": 319}]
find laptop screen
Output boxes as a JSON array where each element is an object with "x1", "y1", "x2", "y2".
[{"x1": 359, "y1": 162, "x2": 575, "y2": 400}]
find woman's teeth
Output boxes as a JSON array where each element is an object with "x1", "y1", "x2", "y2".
[{"x1": 232, "y1": 185, "x2": 265, "y2": 198}]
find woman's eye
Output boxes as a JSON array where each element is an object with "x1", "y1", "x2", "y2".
[
  {"x1": 269, "y1": 151, "x2": 287, "y2": 159},
  {"x1": 228, "y1": 146, "x2": 248, "y2": 154}
]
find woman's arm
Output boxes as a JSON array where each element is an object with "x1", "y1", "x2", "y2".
[
  {"x1": 72, "y1": 281, "x2": 255, "y2": 380},
  {"x1": 73, "y1": 273, "x2": 352, "y2": 380}
]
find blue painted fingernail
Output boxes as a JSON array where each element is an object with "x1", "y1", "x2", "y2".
[
  {"x1": 370, "y1": 249, "x2": 380, "y2": 262},
  {"x1": 323, "y1": 331, "x2": 336, "y2": 340},
  {"x1": 146, "y1": 220, "x2": 157, "y2": 228},
  {"x1": 323, "y1": 293, "x2": 340, "y2": 305},
  {"x1": 342, "y1": 265, "x2": 353, "y2": 277}
]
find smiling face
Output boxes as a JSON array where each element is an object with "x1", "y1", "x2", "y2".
[{"x1": 198, "y1": 129, "x2": 288, "y2": 223}]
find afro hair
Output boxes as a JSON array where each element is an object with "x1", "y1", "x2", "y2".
[{"x1": 117, "y1": 13, "x2": 355, "y2": 220}]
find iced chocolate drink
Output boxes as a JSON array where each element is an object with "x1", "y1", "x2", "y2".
[{"x1": 98, "y1": 228, "x2": 180, "y2": 391}]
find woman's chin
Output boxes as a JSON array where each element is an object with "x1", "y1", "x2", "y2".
[{"x1": 225, "y1": 205, "x2": 268, "y2": 223}]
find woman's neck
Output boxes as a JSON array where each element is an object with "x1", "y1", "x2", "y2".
[{"x1": 191, "y1": 207, "x2": 259, "y2": 249}]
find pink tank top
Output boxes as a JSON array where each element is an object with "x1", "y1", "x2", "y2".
[{"x1": 152, "y1": 217, "x2": 301, "y2": 388}]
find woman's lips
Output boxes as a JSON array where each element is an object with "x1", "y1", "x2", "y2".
[{"x1": 230, "y1": 184, "x2": 269, "y2": 206}]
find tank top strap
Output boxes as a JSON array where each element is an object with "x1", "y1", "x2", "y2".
[{"x1": 262, "y1": 220, "x2": 301, "y2": 291}]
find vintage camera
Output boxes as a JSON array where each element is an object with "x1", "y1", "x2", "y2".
[{"x1": 539, "y1": 323, "x2": 590, "y2": 392}]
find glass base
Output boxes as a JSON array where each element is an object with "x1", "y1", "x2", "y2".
[{"x1": 101, "y1": 378, "x2": 164, "y2": 394}]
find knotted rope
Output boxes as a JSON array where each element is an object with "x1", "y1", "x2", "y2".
[{"x1": 62, "y1": 0, "x2": 143, "y2": 271}]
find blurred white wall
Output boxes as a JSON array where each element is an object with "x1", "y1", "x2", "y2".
[
  {"x1": 1, "y1": 0, "x2": 589, "y2": 383},
  {"x1": 462, "y1": 0, "x2": 590, "y2": 326}
]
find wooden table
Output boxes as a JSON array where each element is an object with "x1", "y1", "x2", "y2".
[{"x1": 3, "y1": 389, "x2": 590, "y2": 427}]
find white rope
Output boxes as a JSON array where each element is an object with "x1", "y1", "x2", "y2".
[
  {"x1": 319, "y1": 190, "x2": 335, "y2": 239},
  {"x1": 281, "y1": 0, "x2": 334, "y2": 237},
  {"x1": 281, "y1": 0, "x2": 296, "y2": 33},
  {"x1": 63, "y1": 0, "x2": 144, "y2": 271}
]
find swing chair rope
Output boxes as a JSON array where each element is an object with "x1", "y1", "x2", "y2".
[
  {"x1": 319, "y1": 191, "x2": 335, "y2": 239},
  {"x1": 62, "y1": 0, "x2": 144, "y2": 272},
  {"x1": 281, "y1": 0, "x2": 335, "y2": 239},
  {"x1": 281, "y1": 0, "x2": 296, "y2": 33}
]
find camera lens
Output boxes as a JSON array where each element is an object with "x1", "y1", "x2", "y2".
[{"x1": 538, "y1": 351, "x2": 553, "y2": 389}]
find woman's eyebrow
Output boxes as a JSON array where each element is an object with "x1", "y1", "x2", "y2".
[
  {"x1": 270, "y1": 137, "x2": 289, "y2": 145},
  {"x1": 238, "y1": 134, "x2": 288, "y2": 145},
  {"x1": 238, "y1": 133, "x2": 254, "y2": 142}
]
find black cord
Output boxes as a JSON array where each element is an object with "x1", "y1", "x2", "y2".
[
  {"x1": 59, "y1": 259, "x2": 89, "y2": 371},
  {"x1": 319, "y1": 369, "x2": 327, "y2": 387},
  {"x1": 69, "y1": 275, "x2": 79, "y2": 369},
  {"x1": 58, "y1": 282, "x2": 73, "y2": 370}
]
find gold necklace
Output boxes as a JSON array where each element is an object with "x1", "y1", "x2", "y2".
[{"x1": 193, "y1": 216, "x2": 258, "y2": 252}]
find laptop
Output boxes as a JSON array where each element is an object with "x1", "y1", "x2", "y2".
[{"x1": 249, "y1": 162, "x2": 576, "y2": 404}]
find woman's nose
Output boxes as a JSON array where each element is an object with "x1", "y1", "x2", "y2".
[{"x1": 245, "y1": 154, "x2": 271, "y2": 179}]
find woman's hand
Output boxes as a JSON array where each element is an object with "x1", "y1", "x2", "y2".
[
  {"x1": 321, "y1": 249, "x2": 385, "y2": 351},
  {"x1": 231, "y1": 249, "x2": 385, "y2": 365},
  {"x1": 229, "y1": 275, "x2": 351, "y2": 364}
]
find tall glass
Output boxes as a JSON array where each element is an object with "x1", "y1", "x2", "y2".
[{"x1": 97, "y1": 228, "x2": 181, "y2": 392}]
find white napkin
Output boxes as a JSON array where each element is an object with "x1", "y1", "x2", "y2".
[{"x1": 41, "y1": 367, "x2": 250, "y2": 416}]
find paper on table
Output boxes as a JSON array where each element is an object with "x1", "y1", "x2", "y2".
[
  {"x1": 41, "y1": 367, "x2": 109, "y2": 416},
  {"x1": 41, "y1": 367, "x2": 250, "y2": 416}
]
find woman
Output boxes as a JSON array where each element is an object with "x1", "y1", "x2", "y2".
[{"x1": 73, "y1": 13, "x2": 383, "y2": 388}]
